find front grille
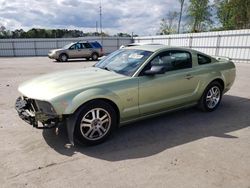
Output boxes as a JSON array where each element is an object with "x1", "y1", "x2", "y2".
[
  {"x1": 22, "y1": 96, "x2": 56, "y2": 115},
  {"x1": 23, "y1": 96, "x2": 39, "y2": 112}
]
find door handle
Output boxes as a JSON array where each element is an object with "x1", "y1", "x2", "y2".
[{"x1": 185, "y1": 74, "x2": 193, "y2": 80}]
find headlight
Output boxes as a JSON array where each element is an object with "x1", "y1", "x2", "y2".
[
  {"x1": 35, "y1": 100, "x2": 56, "y2": 115},
  {"x1": 49, "y1": 50, "x2": 56, "y2": 54}
]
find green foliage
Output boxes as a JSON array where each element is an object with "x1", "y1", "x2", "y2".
[
  {"x1": 0, "y1": 28, "x2": 111, "y2": 39},
  {"x1": 114, "y1": 33, "x2": 131, "y2": 37},
  {"x1": 215, "y1": 0, "x2": 250, "y2": 30},
  {"x1": 188, "y1": 0, "x2": 212, "y2": 32},
  {"x1": 159, "y1": 11, "x2": 178, "y2": 35}
]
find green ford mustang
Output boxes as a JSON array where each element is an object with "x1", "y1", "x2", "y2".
[{"x1": 15, "y1": 45, "x2": 236, "y2": 145}]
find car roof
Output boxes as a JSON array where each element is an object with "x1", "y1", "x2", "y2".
[
  {"x1": 75, "y1": 41, "x2": 100, "y2": 44},
  {"x1": 127, "y1": 42, "x2": 162, "y2": 46},
  {"x1": 125, "y1": 44, "x2": 192, "y2": 52}
]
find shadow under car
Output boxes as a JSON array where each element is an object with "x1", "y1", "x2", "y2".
[{"x1": 42, "y1": 94, "x2": 250, "y2": 161}]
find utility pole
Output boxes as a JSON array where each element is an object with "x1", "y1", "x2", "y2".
[
  {"x1": 177, "y1": 0, "x2": 185, "y2": 34},
  {"x1": 96, "y1": 21, "x2": 98, "y2": 34},
  {"x1": 99, "y1": 0, "x2": 103, "y2": 45}
]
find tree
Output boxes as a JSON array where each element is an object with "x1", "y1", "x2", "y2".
[
  {"x1": 177, "y1": 0, "x2": 185, "y2": 33},
  {"x1": 188, "y1": 0, "x2": 212, "y2": 32},
  {"x1": 215, "y1": 0, "x2": 236, "y2": 29},
  {"x1": 159, "y1": 11, "x2": 178, "y2": 35},
  {"x1": 12, "y1": 29, "x2": 25, "y2": 38},
  {"x1": 215, "y1": 0, "x2": 250, "y2": 30},
  {"x1": 115, "y1": 33, "x2": 131, "y2": 37},
  {"x1": 0, "y1": 25, "x2": 6, "y2": 32}
]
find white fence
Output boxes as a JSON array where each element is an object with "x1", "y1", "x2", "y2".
[
  {"x1": 135, "y1": 29, "x2": 250, "y2": 63},
  {"x1": 0, "y1": 37, "x2": 132, "y2": 56},
  {"x1": 0, "y1": 30, "x2": 250, "y2": 62}
]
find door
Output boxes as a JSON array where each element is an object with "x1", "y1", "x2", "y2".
[
  {"x1": 82, "y1": 43, "x2": 93, "y2": 57},
  {"x1": 138, "y1": 50, "x2": 200, "y2": 115},
  {"x1": 68, "y1": 43, "x2": 84, "y2": 58}
]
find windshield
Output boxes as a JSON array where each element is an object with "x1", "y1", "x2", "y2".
[
  {"x1": 95, "y1": 49, "x2": 153, "y2": 76},
  {"x1": 62, "y1": 43, "x2": 74, "y2": 49}
]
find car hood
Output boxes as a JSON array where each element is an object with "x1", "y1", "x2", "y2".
[
  {"x1": 50, "y1": 49, "x2": 63, "y2": 53},
  {"x1": 18, "y1": 67, "x2": 127, "y2": 101}
]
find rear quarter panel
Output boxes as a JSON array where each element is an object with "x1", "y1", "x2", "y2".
[{"x1": 192, "y1": 56, "x2": 236, "y2": 99}]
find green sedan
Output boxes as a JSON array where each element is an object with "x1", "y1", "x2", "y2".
[{"x1": 15, "y1": 45, "x2": 236, "y2": 145}]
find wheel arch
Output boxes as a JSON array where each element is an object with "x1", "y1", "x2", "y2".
[
  {"x1": 74, "y1": 98, "x2": 120, "y2": 125},
  {"x1": 211, "y1": 78, "x2": 225, "y2": 91},
  {"x1": 197, "y1": 76, "x2": 225, "y2": 101},
  {"x1": 198, "y1": 77, "x2": 224, "y2": 112},
  {"x1": 91, "y1": 51, "x2": 99, "y2": 56},
  {"x1": 59, "y1": 52, "x2": 69, "y2": 58},
  {"x1": 63, "y1": 88, "x2": 122, "y2": 124}
]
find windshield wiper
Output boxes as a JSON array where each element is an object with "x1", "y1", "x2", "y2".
[{"x1": 99, "y1": 66, "x2": 117, "y2": 73}]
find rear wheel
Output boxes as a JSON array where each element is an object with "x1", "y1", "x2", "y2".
[
  {"x1": 74, "y1": 100, "x2": 117, "y2": 145},
  {"x1": 59, "y1": 53, "x2": 68, "y2": 62},
  {"x1": 91, "y1": 53, "x2": 99, "y2": 61},
  {"x1": 199, "y1": 81, "x2": 222, "y2": 112}
]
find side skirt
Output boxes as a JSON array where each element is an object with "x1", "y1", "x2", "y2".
[{"x1": 119, "y1": 102, "x2": 197, "y2": 126}]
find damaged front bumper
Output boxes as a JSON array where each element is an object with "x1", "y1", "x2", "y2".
[
  {"x1": 15, "y1": 96, "x2": 76, "y2": 146},
  {"x1": 15, "y1": 96, "x2": 61, "y2": 129}
]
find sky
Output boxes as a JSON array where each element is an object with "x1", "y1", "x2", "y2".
[{"x1": 0, "y1": 0, "x2": 181, "y2": 36}]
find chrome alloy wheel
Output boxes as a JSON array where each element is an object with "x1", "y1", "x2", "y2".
[
  {"x1": 206, "y1": 86, "x2": 221, "y2": 109},
  {"x1": 80, "y1": 108, "x2": 111, "y2": 141}
]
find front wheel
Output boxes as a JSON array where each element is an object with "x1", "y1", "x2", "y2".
[
  {"x1": 74, "y1": 100, "x2": 117, "y2": 145},
  {"x1": 59, "y1": 54, "x2": 68, "y2": 62},
  {"x1": 199, "y1": 81, "x2": 222, "y2": 112}
]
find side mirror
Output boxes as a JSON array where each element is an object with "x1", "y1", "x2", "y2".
[{"x1": 144, "y1": 65, "x2": 166, "y2": 76}]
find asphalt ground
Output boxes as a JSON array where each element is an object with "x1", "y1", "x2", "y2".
[{"x1": 0, "y1": 57, "x2": 249, "y2": 188}]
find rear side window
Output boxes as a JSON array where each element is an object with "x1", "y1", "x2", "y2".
[
  {"x1": 91, "y1": 42, "x2": 102, "y2": 48},
  {"x1": 198, "y1": 54, "x2": 211, "y2": 65},
  {"x1": 83, "y1": 43, "x2": 92, "y2": 48}
]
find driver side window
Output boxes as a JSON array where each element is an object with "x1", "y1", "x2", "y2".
[
  {"x1": 150, "y1": 50, "x2": 192, "y2": 72},
  {"x1": 69, "y1": 43, "x2": 82, "y2": 50},
  {"x1": 151, "y1": 52, "x2": 173, "y2": 71}
]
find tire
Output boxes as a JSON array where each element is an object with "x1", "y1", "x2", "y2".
[
  {"x1": 198, "y1": 81, "x2": 223, "y2": 112},
  {"x1": 74, "y1": 100, "x2": 117, "y2": 145},
  {"x1": 91, "y1": 53, "x2": 99, "y2": 61},
  {"x1": 59, "y1": 53, "x2": 68, "y2": 62}
]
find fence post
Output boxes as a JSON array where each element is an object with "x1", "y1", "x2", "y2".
[
  {"x1": 56, "y1": 39, "x2": 59, "y2": 48},
  {"x1": 215, "y1": 35, "x2": 221, "y2": 56},
  {"x1": 117, "y1": 37, "x2": 119, "y2": 50},
  {"x1": 189, "y1": 36, "x2": 193, "y2": 48},
  {"x1": 168, "y1": 37, "x2": 171, "y2": 46},
  {"x1": 11, "y1": 41, "x2": 16, "y2": 57},
  {"x1": 34, "y1": 40, "x2": 37, "y2": 56}
]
